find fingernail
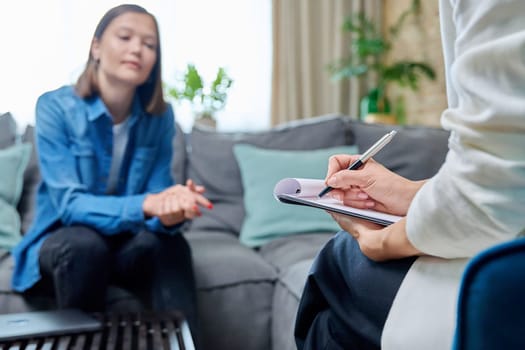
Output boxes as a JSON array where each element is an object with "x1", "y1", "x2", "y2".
[
  {"x1": 327, "y1": 175, "x2": 336, "y2": 187},
  {"x1": 208, "y1": 203, "x2": 214, "y2": 210},
  {"x1": 358, "y1": 192, "x2": 368, "y2": 199},
  {"x1": 193, "y1": 205, "x2": 199, "y2": 211},
  {"x1": 365, "y1": 201, "x2": 375, "y2": 207}
]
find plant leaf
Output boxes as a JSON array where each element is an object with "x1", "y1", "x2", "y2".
[{"x1": 383, "y1": 61, "x2": 436, "y2": 90}]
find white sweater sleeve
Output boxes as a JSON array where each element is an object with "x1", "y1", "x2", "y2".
[{"x1": 406, "y1": 0, "x2": 525, "y2": 259}]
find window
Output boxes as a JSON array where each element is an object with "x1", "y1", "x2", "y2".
[{"x1": 0, "y1": 0, "x2": 272, "y2": 132}]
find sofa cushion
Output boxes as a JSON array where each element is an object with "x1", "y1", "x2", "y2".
[
  {"x1": 186, "y1": 231, "x2": 276, "y2": 350},
  {"x1": 0, "y1": 112, "x2": 17, "y2": 149},
  {"x1": 272, "y1": 259, "x2": 315, "y2": 350},
  {"x1": 0, "y1": 143, "x2": 31, "y2": 249},
  {"x1": 233, "y1": 144, "x2": 356, "y2": 247},
  {"x1": 258, "y1": 232, "x2": 333, "y2": 273},
  {"x1": 185, "y1": 231, "x2": 276, "y2": 289},
  {"x1": 349, "y1": 120, "x2": 450, "y2": 180},
  {"x1": 261, "y1": 234, "x2": 334, "y2": 350},
  {"x1": 186, "y1": 114, "x2": 353, "y2": 235},
  {"x1": 196, "y1": 280, "x2": 274, "y2": 350},
  {"x1": 0, "y1": 143, "x2": 31, "y2": 207}
]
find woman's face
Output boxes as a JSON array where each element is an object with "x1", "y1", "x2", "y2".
[{"x1": 91, "y1": 12, "x2": 158, "y2": 88}]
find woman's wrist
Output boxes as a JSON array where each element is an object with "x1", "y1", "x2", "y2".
[
  {"x1": 381, "y1": 219, "x2": 422, "y2": 260},
  {"x1": 400, "y1": 179, "x2": 427, "y2": 213},
  {"x1": 142, "y1": 193, "x2": 158, "y2": 218}
]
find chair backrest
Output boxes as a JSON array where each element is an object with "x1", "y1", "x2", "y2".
[{"x1": 454, "y1": 237, "x2": 525, "y2": 350}]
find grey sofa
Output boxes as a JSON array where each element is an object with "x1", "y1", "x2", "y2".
[{"x1": 0, "y1": 112, "x2": 450, "y2": 350}]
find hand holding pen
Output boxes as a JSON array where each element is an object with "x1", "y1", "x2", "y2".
[{"x1": 318, "y1": 130, "x2": 397, "y2": 197}]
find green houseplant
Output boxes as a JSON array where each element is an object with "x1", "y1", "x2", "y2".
[
  {"x1": 167, "y1": 63, "x2": 233, "y2": 128},
  {"x1": 329, "y1": 0, "x2": 435, "y2": 124}
]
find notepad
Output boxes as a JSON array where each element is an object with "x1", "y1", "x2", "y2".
[{"x1": 273, "y1": 178, "x2": 402, "y2": 226}]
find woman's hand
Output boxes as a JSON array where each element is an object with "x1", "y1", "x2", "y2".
[
  {"x1": 142, "y1": 179, "x2": 213, "y2": 226},
  {"x1": 325, "y1": 154, "x2": 426, "y2": 216},
  {"x1": 329, "y1": 213, "x2": 421, "y2": 261}
]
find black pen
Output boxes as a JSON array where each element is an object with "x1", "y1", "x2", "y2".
[{"x1": 318, "y1": 130, "x2": 397, "y2": 197}]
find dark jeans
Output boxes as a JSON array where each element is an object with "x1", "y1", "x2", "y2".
[
  {"x1": 30, "y1": 225, "x2": 199, "y2": 344},
  {"x1": 294, "y1": 231, "x2": 416, "y2": 350}
]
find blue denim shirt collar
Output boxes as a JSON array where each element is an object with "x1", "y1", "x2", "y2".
[
  {"x1": 86, "y1": 96, "x2": 107, "y2": 121},
  {"x1": 86, "y1": 94, "x2": 143, "y2": 127}
]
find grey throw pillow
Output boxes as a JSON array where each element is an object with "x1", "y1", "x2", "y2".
[{"x1": 187, "y1": 114, "x2": 353, "y2": 235}]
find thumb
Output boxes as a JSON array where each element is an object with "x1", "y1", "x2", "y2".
[{"x1": 325, "y1": 154, "x2": 361, "y2": 182}]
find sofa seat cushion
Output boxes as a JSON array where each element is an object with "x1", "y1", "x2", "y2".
[
  {"x1": 272, "y1": 259, "x2": 316, "y2": 350},
  {"x1": 276, "y1": 259, "x2": 314, "y2": 300},
  {"x1": 185, "y1": 231, "x2": 276, "y2": 350},
  {"x1": 187, "y1": 114, "x2": 353, "y2": 235},
  {"x1": 263, "y1": 234, "x2": 334, "y2": 350},
  {"x1": 258, "y1": 232, "x2": 334, "y2": 273},
  {"x1": 185, "y1": 231, "x2": 277, "y2": 289}
]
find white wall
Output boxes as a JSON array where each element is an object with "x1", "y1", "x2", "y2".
[{"x1": 0, "y1": 0, "x2": 272, "y2": 132}]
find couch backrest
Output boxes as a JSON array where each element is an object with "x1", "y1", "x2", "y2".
[{"x1": 348, "y1": 120, "x2": 450, "y2": 181}]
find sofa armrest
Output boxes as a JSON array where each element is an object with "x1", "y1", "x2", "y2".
[{"x1": 454, "y1": 237, "x2": 525, "y2": 350}]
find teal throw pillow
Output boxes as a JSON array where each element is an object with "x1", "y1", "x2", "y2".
[
  {"x1": 233, "y1": 144, "x2": 359, "y2": 247},
  {"x1": 0, "y1": 143, "x2": 31, "y2": 249}
]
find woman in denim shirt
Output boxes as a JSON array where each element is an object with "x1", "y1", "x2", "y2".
[{"x1": 11, "y1": 4, "x2": 210, "y2": 342}]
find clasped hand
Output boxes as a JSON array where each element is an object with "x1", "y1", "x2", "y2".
[
  {"x1": 142, "y1": 179, "x2": 212, "y2": 227},
  {"x1": 325, "y1": 154, "x2": 425, "y2": 261}
]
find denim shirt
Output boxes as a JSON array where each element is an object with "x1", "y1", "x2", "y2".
[{"x1": 11, "y1": 85, "x2": 181, "y2": 292}]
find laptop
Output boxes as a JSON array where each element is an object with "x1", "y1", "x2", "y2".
[{"x1": 0, "y1": 309, "x2": 102, "y2": 341}]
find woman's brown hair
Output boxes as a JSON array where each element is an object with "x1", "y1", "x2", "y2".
[{"x1": 75, "y1": 4, "x2": 166, "y2": 115}]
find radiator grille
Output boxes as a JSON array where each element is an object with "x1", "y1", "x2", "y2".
[{"x1": 0, "y1": 312, "x2": 190, "y2": 350}]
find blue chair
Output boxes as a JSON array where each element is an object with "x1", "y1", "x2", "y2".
[{"x1": 454, "y1": 237, "x2": 525, "y2": 349}]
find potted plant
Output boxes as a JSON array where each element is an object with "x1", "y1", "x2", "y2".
[
  {"x1": 329, "y1": 0, "x2": 435, "y2": 124},
  {"x1": 166, "y1": 63, "x2": 233, "y2": 129}
]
